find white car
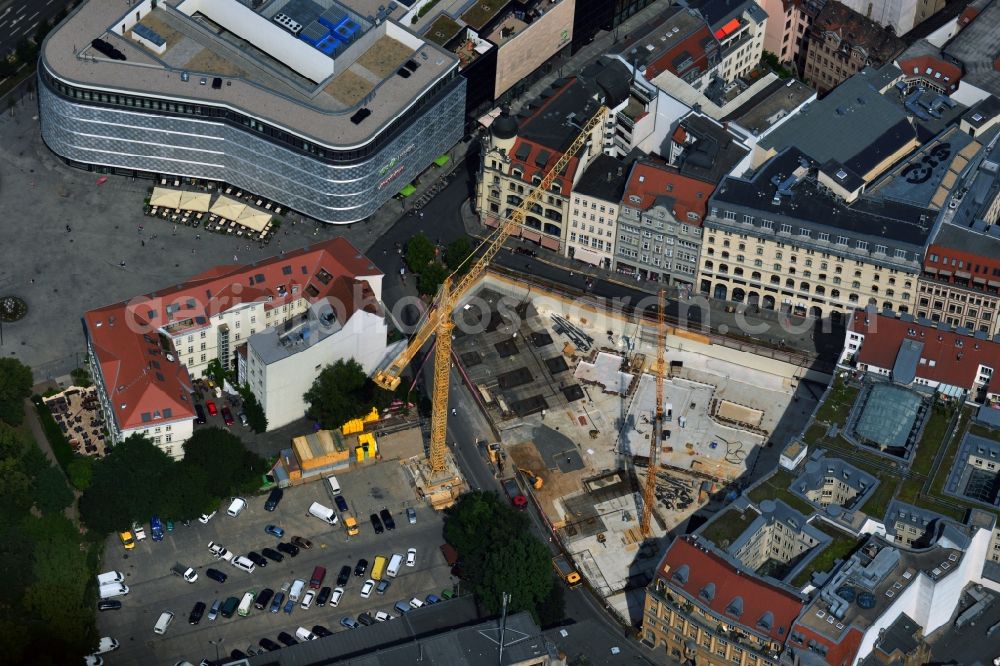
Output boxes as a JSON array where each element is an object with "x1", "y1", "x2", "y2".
[
  {"x1": 330, "y1": 587, "x2": 344, "y2": 607},
  {"x1": 360, "y1": 579, "x2": 374, "y2": 599},
  {"x1": 374, "y1": 610, "x2": 391, "y2": 622},
  {"x1": 406, "y1": 548, "x2": 416, "y2": 567},
  {"x1": 207, "y1": 541, "x2": 233, "y2": 561},
  {"x1": 84, "y1": 657, "x2": 103, "y2": 666},
  {"x1": 230, "y1": 556, "x2": 256, "y2": 573},
  {"x1": 95, "y1": 637, "x2": 119, "y2": 654},
  {"x1": 300, "y1": 590, "x2": 316, "y2": 609},
  {"x1": 132, "y1": 522, "x2": 147, "y2": 541},
  {"x1": 198, "y1": 511, "x2": 217, "y2": 524}
]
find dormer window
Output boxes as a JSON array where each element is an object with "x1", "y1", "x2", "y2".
[
  {"x1": 699, "y1": 582, "x2": 716, "y2": 602},
  {"x1": 757, "y1": 611, "x2": 774, "y2": 631},
  {"x1": 726, "y1": 596, "x2": 744, "y2": 618},
  {"x1": 672, "y1": 564, "x2": 690, "y2": 585}
]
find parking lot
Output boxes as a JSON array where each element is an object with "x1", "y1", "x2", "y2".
[{"x1": 97, "y1": 463, "x2": 457, "y2": 664}]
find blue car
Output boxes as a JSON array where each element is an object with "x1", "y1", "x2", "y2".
[
  {"x1": 269, "y1": 592, "x2": 285, "y2": 613},
  {"x1": 283, "y1": 598, "x2": 295, "y2": 615},
  {"x1": 334, "y1": 495, "x2": 348, "y2": 512},
  {"x1": 150, "y1": 515, "x2": 164, "y2": 541},
  {"x1": 425, "y1": 594, "x2": 441, "y2": 604},
  {"x1": 265, "y1": 524, "x2": 284, "y2": 538}
]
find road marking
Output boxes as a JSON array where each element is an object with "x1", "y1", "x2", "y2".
[
  {"x1": 0, "y1": 20, "x2": 6, "y2": 28},
  {"x1": 28, "y1": 11, "x2": 38, "y2": 20}
]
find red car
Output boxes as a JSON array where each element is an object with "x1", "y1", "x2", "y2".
[
  {"x1": 221, "y1": 407, "x2": 234, "y2": 426},
  {"x1": 206, "y1": 400, "x2": 218, "y2": 416}
]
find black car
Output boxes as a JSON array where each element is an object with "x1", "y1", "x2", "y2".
[
  {"x1": 194, "y1": 403, "x2": 207, "y2": 424},
  {"x1": 230, "y1": 649, "x2": 248, "y2": 660},
  {"x1": 334, "y1": 495, "x2": 349, "y2": 512},
  {"x1": 246, "y1": 551, "x2": 268, "y2": 568},
  {"x1": 189, "y1": 601, "x2": 206, "y2": 625},
  {"x1": 261, "y1": 547, "x2": 284, "y2": 563},
  {"x1": 264, "y1": 487, "x2": 283, "y2": 511},
  {"x1": 336, "y1": 565, "x2": 351, "y2": 586},
  {"x1": 357, "y1": 611, "x2": 375, "y2": 626},
  {"x1": 312, "y1": 625, "x2": 332, "y2": 638},
  {"x1": 254, "y1": 588, "x2": 274, "y2": 611},
  {"x1": 354, "y1": 558, "x2": 368, "y2": 577},
  {"x1": 206, "y1": 568, "x2": 228, "y2": 583},
  {"x1": 369, "y1": 513, "x2": 384, "y2": 534},
  {"x1": 379, "y1": 508, "x2": 396, "y2": 530},
  {"x1": 316, "y1": 586, "x2": 332, "y2": 607},
  {"x1": 97, "y1": 599, "x2": 122, "y2": 612},
  {"x1": 277, "y1": 631, "x2": 298, "y2": 647},
  {"x1": 259, "y1": 638, "x2": 281, "y2": 652},
  {"x1": 277, "y1": 541, "x2": 300, "y2": 557}
]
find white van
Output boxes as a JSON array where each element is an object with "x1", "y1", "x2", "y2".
[
  {"x1": 96, "y1": 571, "x2": 124, "y2": 586},
  {"x1": 289, "y1": 579, "x2": 306, "y2": 603},
  {"x1": 231, "y1": 556, "x2": 256, "y2": 573},
  {"x1": 153, "y1": 610, "x2": 174, "y2": 635},
  {"x1": 98, "y1": 583, "x2": 129, "y2": 599},
  {"x1": 326, "y1": 476, "x2": 341, "y2": 496},
  {"x1": 295, "y1": 626, "x2": 317, "y2": 642},
  {"x1": 237, "y1": 592, "x2": 255, "y2": 617},
  {"x1": 409, "y1": 597, "x2": 425, "y2": 609},
  {"x1": 226, "y1": 497, "x2": 247, "y2": 517},
  {"x1": 386, "y1": 553, "x2": 403, "y2": 578},
  {"x1": 308, "y1": 501, "x2": 339, "y2": 525}
]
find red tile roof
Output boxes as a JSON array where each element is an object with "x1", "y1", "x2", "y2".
[
  {"x1": 622, "y1": 161, "x2": 714, "y2": 224},
  {"x1": 659, "y1": 536, "x2": 804, "y2": 643},
  {"x1": 849, "y1": 310, "x2": 1000, "y2": 392},
  {"x1": 898, "y1": 55, "x2": 962, "y2": 89},
  {"x1": 85, "y1": 238, "x2": 381, "y2": 432},
  {"x1": 508, "y1": 137, "x2": 580, "y2": 194}
]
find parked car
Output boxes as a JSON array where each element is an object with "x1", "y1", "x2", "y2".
[
  {"x1": 258, "y1": 638, "x2": 280, "y2": 652},
  {"x1": 333, "y1": 495, "x2": 349, "y2": 512},
  {"x1": 229, "y1": 649, "x2": 247, "y2": 660},
  {"x1": 406, "y1": 507, "x2": 416, "y2": 524},
  {"x1": 208, "y1": 599, "x2": 221, "y2": 621},
  {"x1": 290, "y1": 536, "x2": 312, "y2": 550},
  {"x1": 354, "y1": 559, "x2": 368, "y2": 577},
  {"x1": 380, "y1": 509, "x2": 396, "y2": 530},
  {"x1": 340, "y1": 617, "x2": 359, "y2": 629},
  {"x1": 310, "y1": 566, "x2": 326, "y2": 589},
  {"x1": 312, "y1": 625, "x2": 332, "y2": 638},
  {"x1": 374, "y1": 610, "x2": 391, "y2": 622},
  {"x1": 199, "y1": 510, "x2": 216, "y2": 524},
  {"x1": 206, "y1": 400, "x2": 218, "y2": 416},
  {"x1": 97, "y1": 600, "x2": 122, "y2": 612},
  {"x1": 295, "y1": 626, "x2": 317, "y2": 642},
  {"x1": 376, "y1": 579, "x2": 391, "y2": 595},
  {"x1": 337, "y1": 566, "x2": 351, "y2": 586},
  {"x1": 206, "y1": 568, "x2": 228, "y2": 583},
  {"x1": 300, "y1": 590, "x2": 315, "y2": 609},
  {"x1": 357, "y1": 611, "x2": 375, "y2": 626},
  {"x1": 369, "y1": 513, "x2": 384, "y2": 534},
  {"x1": 221, "y1": 407, "x2": 235, "y2": 426},
  {"x1": 264, "y1": 524, "x2": 284, "y2": 538},
  {"x1": 150, "y1": 515, "x2": 164, "y2": 541},
  {"x1": 316, "y1": 586, "x2": 332, "y2": 607},
  {"x1": 195, "y1": 403, "x2": 207, "y2": 424},
  {"x1": 269, "y1": 592, "x2": 285, "y2": 613},
  {"x1": 277, "y1": 542, "x2": 300, "y2": 557},
  {"x1": 406, "y1": 548, "x2": 416, "y2": 567},
  {"x1": 425, "y1": 594, "x2": 441, "y2": 605},
  {"x1": 246, "y1": 551, "x2": 267, "y2": 568},
  {"x1": 264, "y1": 488, "x2": 283, "y2": 511},
  {"x1": 277, "y1": 631, "x2": 298, "y2": 647},
  {"x1": 189, "y1": 601, "x2": 206, "y2": 625},
  {"x1": 330, "y1": 587, "x2": 344, "y2": 607},
  {"x1": 132, "y1": 522, "x2": 147, "y2": 541},
  {"x1": 514, "y1": 246, "x2": 537, "y2": 257},
  {"x1": 208, "y1": 541, "x2": 233, "y2": 561},
  {"x1": 239, "y1": 412, "x2": 249, "y2": 427},
  {"x1": 165, "y1": 519, "x2": 174, "y2": 532},
  {"x1": 360, "y1": 579, "x2": 374, "y2": 598},
  {"x1": 261, "y1": 547, "x2": 284, "y2": 563},
  {"x1": 441, "y1": 588, "x2": 455, "y2": 600},
  {"x1": 283, "y1": 598, "x2": 295, "y2": 615},
  {"x1": 254, "y1": 589, "x2": 274, "y2": 611}
]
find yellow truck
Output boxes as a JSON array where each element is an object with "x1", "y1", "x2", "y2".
[
  {"x1": 344, "y1": 514, "x2": 359, "y2": 536},
  {"x1": 552, "y1": 554, "x2": 581, "y2": 588}
]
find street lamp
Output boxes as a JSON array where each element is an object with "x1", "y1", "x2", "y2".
[{"x1": 208, "y1": 638, "x2": 224, "y2": 662}]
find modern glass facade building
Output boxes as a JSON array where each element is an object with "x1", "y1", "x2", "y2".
[{"x1": 39, "y1": 0, "x2": 466, "y2": 224}]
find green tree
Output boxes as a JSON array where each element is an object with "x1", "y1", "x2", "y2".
[
  {"x1": 761, "y1": 51, "x2": 793, "y2": 79},
  {"x1": 69, "y1": 366, "x2": 93, "y2": 388},
  {"x1": 66, "y1": 457, "x2": 94, "y2": 490},
  {"x1": 304, "y1": 359, "x2": 388, "y2": 428},
  {"x1": 445, "y1": 236, "x2": 474, "y2": 274},
  {"x1": 417, "y1": 261, "x2": 450, "y2": 296},
  {"x1": 0, "y1": 357, "x2": 33, "y2": 425},
  {"x1": 32, "y1": 464, "x2": 74, "y2": 515},
  {"x1": 0, "y1": 423, "x2": 35, "y2": 505},
  {"x1": 78, "y1": 434, "x2": 173, "y2": 533},
  {"x1": 182, "y1": 428, "x2": 267, "y2": 499},
  {"x1": 159, "y1": 462, "x2": 213, "y2": 520},
  {"x1": 405, "y1": 233, "x2": 436, "y2": 272},
  {"x1": 239, "y1": 386, "x2": 268, "y2": 433},
  {"x1": 536, "y1": 576, "x2": 567, "y2": 628},
  {"x1": 444, "y1": 492, "x2": 555, "y2": 621}
]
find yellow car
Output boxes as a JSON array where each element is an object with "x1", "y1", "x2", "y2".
[{"x1": 119, "y1": 530, "x2": 136, "y2": 550}]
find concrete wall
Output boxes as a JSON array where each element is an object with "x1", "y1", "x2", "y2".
[{"x1": 494, "y1": 0, "x2": 576, "y2": 98}]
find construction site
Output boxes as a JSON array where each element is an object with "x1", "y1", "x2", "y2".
[{"x1": 451, "y1": 273, "x2": 819, "y2": 622}]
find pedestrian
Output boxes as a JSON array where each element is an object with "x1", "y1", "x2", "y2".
[
  {"x1": 141, "y1": 240, "x2": 145, "y2": 247},
  {"x1": 29, "y1": 278, "x2": 34, "y2": 284},
  {"x1": 233, "y1": 255, "x2": 238, "y2": 262},
  {"x1": 65, "y1": 224, "x2": 71, "y2": 233},
  {"x1": 120, "y1": 261, "x2": 126, "y2": 268},
  {"x1": 172, "y1": 224, "x2": 177, "y2": 234},
  {"x1": 195, "y1": 234, "x2": 200, "y2": 240}
]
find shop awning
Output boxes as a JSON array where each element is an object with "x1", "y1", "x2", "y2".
[
  {"x1": 433, "y1": 155, "x2": 450, "y2": 167},
  {"x1": 540, "y1": 236, "x2": 560, "y2": 251},
  {"x1": 399, "y1": 184, "x2": 417, "y2": 197},
  {"x1": 521, "y1": 229, "x2": 541, "y2": 243}
]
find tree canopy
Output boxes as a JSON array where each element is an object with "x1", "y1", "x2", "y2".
[
  {"x1": 238, "y1": 385, "x2": 268, "y2": 433},
  {"x1": 0, "y1": 358, "x2": 33, "y2": 426},
  {"x1": 182, "y1": 427, "x2": 267, "y2": 498},
  {"x1": 405, "y1": 233, "x2": 436, "y2": 273},
  {"x1": 444, "y1": 491, "x2": 559, "y2": 621},
  {"x1": 303, "y1": 359, "x2": 390, "y2": 428}
]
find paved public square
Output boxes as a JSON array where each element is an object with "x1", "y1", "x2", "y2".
[
  {"x1": 96, "y1": 463, "x2": 455, "y2": 664},
  {"x1": 0, "y1": 101, "x2": 399, "y2": 381}
]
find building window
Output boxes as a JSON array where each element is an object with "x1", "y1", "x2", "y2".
[{"x1": 780, "y1": 223, "x2": 792, "y2": 234}]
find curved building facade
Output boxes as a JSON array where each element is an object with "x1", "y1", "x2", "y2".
[{"x1": 39, "y1": 0, "x2": 466, "y2": 224}]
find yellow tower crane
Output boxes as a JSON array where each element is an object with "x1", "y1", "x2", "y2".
[
  {"x1": 640, "y1": 289, "x2": 667, "y2": 536},
  {"x1": 373, "y1": 107, "x2": 608, "y2": 473}
]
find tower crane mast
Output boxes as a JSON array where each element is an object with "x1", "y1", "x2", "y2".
[{"x1": 640, "y1": 289, "x2": 667, "y2": 536}]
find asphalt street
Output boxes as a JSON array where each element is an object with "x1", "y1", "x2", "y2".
[{"x1": 0, "y1": 0, "x2": 66, "y2": 56}]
